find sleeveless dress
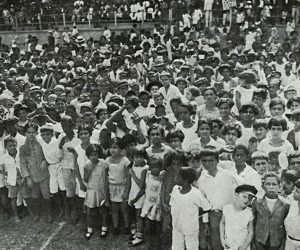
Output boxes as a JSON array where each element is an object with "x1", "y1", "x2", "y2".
[
  {"x1": 128, "y1": 164, "x2": 149, "y2": 209},
  {"x1": 141, "y1": 171, "x2": 163, "y2": 221},
  {"x1": 84, "y1": 159, "x2": 107, "y2": 208}
]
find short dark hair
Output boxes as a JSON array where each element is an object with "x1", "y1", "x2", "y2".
[
  {"x1": 86, "y1": 143, "x2": 104, "y2": 159},
  {"x1": 253, "y1": 119, "x2": 268, "y2": 130},
  {"x1": 223, "y1": 123, "x2": 242, "y2": 138},
  {"x1": 179, "y1": 102, "x2": 195, "y2": 115},
  {"x1": 165, "y1": 129, "x2": 185, "y2": 143},
  {"x1": 233, "y1": 144, "x2": 249, "y2": 156},
  {"x1": 287, "y1": 96, "x2": 300, "y2": 109},
  {"x1": 178, "y1": 167, "x2": 197, "y2": 184},
  {"x1": 4, "y1": 136, "x2": 17, "y2": 147},
  {"x1": 77, "y1": 124, "x2": 93, "y2": 138},
  {"x1": 288, "y1": 152, "x2": 300, "y2": 164},
  {"x1": 24, "y1": 122, "x2": 39, "y2": 133},
  {"x1": 199, "y1": 147, "x2": 219, "y2": 161},
  {"x1": 197, "y1": 119, "x2": 213, "y2": 133},
  {"x1": 281, "y1": 169, "x2": 299, "y2": 183},
  {"x1": 268, "y1": 117, "x2": 288, "y2": 131},
  {"x1": 269, "y1": 98, "x2": 285, "y2": 111},
  {"x1": 147, "y1": 124, "x2": 165, "y2": 138},
  {"x1": 262, "y1": 172, "x2": 280, "y2": 184}
]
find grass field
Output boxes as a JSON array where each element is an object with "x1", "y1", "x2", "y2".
[{"x1": 0, "y1": 211, "x2": 157, "y2": 250}]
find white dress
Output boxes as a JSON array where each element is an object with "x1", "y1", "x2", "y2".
[
  {"x1": 175, "y1": 121, "x2": 198, "y2": 151},
  {"x1": 128, "y1": 164, "x2": 149, "y2": 209},
  {"x1": 223, "y1": 204, "x2": 253, "y2": 250}
]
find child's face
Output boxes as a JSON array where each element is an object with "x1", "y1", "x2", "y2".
[
  {"x1": 150, "y1": 165, "x2": 160, "y2": 177},
  {"x1": 254, "y1": 127, "x2": 268, "y2": 140},
  {"x1": 179, "y1": 106, "x2": 190, "y2": 122},
  {"x1": 290, "y1": 101, "x2": 300, "y2": 112},
  {"x1": 41, "y1": 131, "x2": 53, "y2": 143},
  {"x1": 168, "y1": 159, "x2": 181, "y2": 172},
  {"x1": 26, "y1": 127, "x2": 37, "y2": 141},
  {"x1": 285, "y1": 90, "x2": 297, "y2": 100},
  {"x1": 270, "y1": 104, "x2": 284, "y2": 117},
  {"x1": 185, "y1": 90, "x2": 193, "y2": 101},
  {"x1": 233, "y1": 148, "x2": 248, "y2": 166},
  {"x1": 289, "y1": 156, "x2": 300, "y2": 172},
  {"x1": 139, "y1": 95, "x2": 150, "y2": 107},
  {"x1": 155, "y1": 107, "x2": 166, "y2": 117},
  {"x1": 263, "y1": 177, "x2": 280, "y2": 198},
  {"x1": 201, "y1": 155, "x2": 218, "y2": 173},
  {"x1": 154, "y1": 95, "x2": 164, "y2": 106},
  {"x1": 188, "y1": 158, "x2": 201, "y2": 171},
  {"x1": 6, "y1": 141, "x2": 17, "y2": 156},
  {"x1": 235, "y1": 192, "x2": 251, "y2": 209},
  {"x1": 109, "y1": 143, "x2": 121, "y2": 156},
  {"x1": 252, "y1": 95, "x2": 264, "y2": 107},
  {"x1": 225, "y1": 129, "x2": 238, "y2": 145},
  {"x1": 168, "y1": 137, "x2": 182, "y2": 150},
  {"x1": 134, "y1": 155, "x2": 144, "y2": 166},
  {"x1": 270, "y1": 125, "x2": 283, "y2": 139},
  {"x1": 282, "y1": 178, "x2": 295, "y2": 196},
  {"x1": 177, "y1": 81, "x2": 187, "y2": 93},
  {"x1": 161, "y1": 76, "x2": 171, "y2": 87},
  {"x1": 125, "y1": 101, "x2": 135, "y2": 113},
  {"x1": 253, "y1": 159, "x2": 268, "y2": 175},
  {"x1": 292, "y1": 120, "x2": 300, "y2": 131},
  {"x1": 78, "y1": 129, "x2": 90, "y2": 144},
  {"x1": 218, "y1": 103, "x2": 231, "y2": 117},
  {"x1": 89, "y1": 151, "x2": 99, "y2": 164},
  {"x1": 197, "y1": 124, "x2": 211, "y2": 138},
  {"x1": 149, "y1": 129, "x2": 162, "y2": 145},
  {"x1": 56, "y1": 100, "x2": 66, "y2": 113},
  {"x1": 204, "y1": 90, "x2": 216, "y2": 103}
]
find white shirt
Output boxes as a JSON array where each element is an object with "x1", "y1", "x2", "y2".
[
  {"x1": 285, "y1": 198, "x2": 300, "y2": 239},
  {"x1": 197, "y1": 168, "x2": 237, "y2": 210},
  {"x1": 0, "y1": 152, "x2": 20, "y2": 186},
  {"x1": 159, "y1": 85, "x2": 183, "y2": 114},
  {"x1": 38, "y1": 137, "x2": 62, "y2": 165},
  {"x1": 170, "y1": 185, "x2": 212, "y2": 234}
]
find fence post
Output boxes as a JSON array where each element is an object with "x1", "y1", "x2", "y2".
[
  {"x1": 141, "y1": 10, "x2": 144, "y2": 28},
  {"x1": 38, "y1": 13, "x2": 42, "y2": 30},
  {"x1": 62, "y1": 12, "x2": 66, "y2": 28},
  {"x1": 88, "y1": 14, "x2": 91, "y2": 29},
  {"x1": 169, "y1": 8, "x2": 172, "y2": 24},
  {"x1": 114, "y1": 11, "x2": 117, "y2": 28}
]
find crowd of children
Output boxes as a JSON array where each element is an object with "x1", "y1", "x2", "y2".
[{"x1": 1, "y1": 16, "x2": 300, "y2": 250}]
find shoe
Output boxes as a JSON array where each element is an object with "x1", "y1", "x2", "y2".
[
  {"x1": 100, "y1": 227, "x2": 108, "y2": 237},
  {"x1": 85, "y1": 231, "x2": 93, "y2": 241},
  {"x1": 129, "y1": 237, "x2": 144, "y2": 247}
]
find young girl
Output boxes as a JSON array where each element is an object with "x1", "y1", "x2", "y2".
[
  {"x1": 216, "y1": 97, "x2": 236, "y2": 125},
  {"x1": 223, "y1": 123, "x2": 242, "y2": 146},
  {"x1": 146, "y1": 124, "x2": 173, "y2": 160},
  {"x1": 140, "y1": 157, "x2": 165, "y2": 250},
  {"x1": 83, "y1": 144, "x2": 108, "y2": 240},
  {"x1": 220, "y1": 184, "x2": 257, "y2": 250},
  {"x1": 105, "y1": 138, "x2": 131, "y2": 235},
  {"x1": 170, "y1": 167, "x2": 211, "y2": 250},
  {"x1": 128, "y1": 149, "x2": 149, "y2": 246},
  {"x1": 175, "y1": 103, "x2": 198, "y2": 151},
  {"x1": 189, "y1": 119, "x2": 223, "y2": 151}
]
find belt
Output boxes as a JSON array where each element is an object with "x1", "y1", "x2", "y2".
[{"x1": 288, "y1": 235, "x2": 300, "y2": 242}]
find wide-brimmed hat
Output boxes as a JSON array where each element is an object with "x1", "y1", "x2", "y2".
[
  {"x1": 218, "y1": 64, "x2": 233, "y2": 75},
  {"x1": 75, "y1": 36, "x2": 85, "y2": 43}
]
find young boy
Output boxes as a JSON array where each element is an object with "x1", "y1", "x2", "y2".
[
  {"x1": 170, "y1": 167, "x2": 211, "y2": 250},
  {"x1": 281, "y1": 170, "x2": 298, "y2": 199},
  {"x1": 248, "y1": 119, "x2": 268, "y2": 155},
  {"x1": 251, "y1": 151, "x2": 269, "y2": 176},
  {"x1": 287, "y1": 109, "x2": 300, "y2": 151},
  {"x1": 0, "y1": 137, "x2": 25, "y2": 223},
  {"x1": 220, "y1": 184, "x2": 257, "y2": 250},
  {"x1": 39, "y1": 124, "x2": 65, "y2": 219},
  {"x1": 252, "y1": 173, "x2": 290, "y2": 250}
]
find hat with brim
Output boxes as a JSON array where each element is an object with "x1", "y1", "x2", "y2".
[
  {"x1": 286, "y1": 109, "x2": 300, "y2": 119},
  {"x1": 75, "y1": 36, "x2": 85, "y2": 43},
  {"x1": 116, "y1": 81, "x2": 129, "y2": 88},
  {"x1": 154, "y1": 59, "x2": 165, "y2": 67},
  {"x1": 30, "y1": 86, "x2": 43, "y2": 94},
  {"x1": 235, "y1": 184, "x2": 258, "y2": 197},
  {"x1": 218, "y1": 64, "x2": 233, "y2": 75},
  {"x1": 107, "y1": 95, "x2": 124, "y2": 107},
  {"x1": 13, "y1": 104, "x2": 31, "y2": 117},
  {"x1": 203, "y1": 66, "x2": 215, "y2": 76}
]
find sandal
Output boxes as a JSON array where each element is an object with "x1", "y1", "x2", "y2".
[
  {"x1": 85, "y1": 231, "x2": 93, "y2": 241},
  {"x1": 100, "y1": 227, "x2": 108, "y2": 237}
]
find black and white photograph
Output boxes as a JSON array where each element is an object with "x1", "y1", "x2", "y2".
[{"x1": 0, "y1": 0, "x2": 300, "y2": 249}]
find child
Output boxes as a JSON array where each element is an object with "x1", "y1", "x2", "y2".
[
  {"x1": 39, "y1": 124, "x2": 65, "y2": 220},
  {"x1": 185, "y1": 85, "x2": 200, "y2": 104},
  {"x1": 165, "y1": 129, "x2": 185, "y2": 150},
  {"x1": 251, "y1": 151, "x2": 269, "y2": 176},
  {"x1": 20, "y1": 123, "x2": 51, "y2": 222},
  {"x1": 140, "y1": 157, "x2": 165, "y2": 250},
  {"x1": 146, "y1": 124, "x2": 173, "y2": 160},
  {"x1": 170, "y1": 167, "x2": 211, "y2": 250},
  {"x1": 220, "y1": 184, "x2": 257, "y2": 250},
  {"x1": 251, "y1": 89, "x2": 268, "y2": 119},
  {"x1": 248, "y1": 119, "x2": 268, "y2": 155},
  {"x1": 105, "y1": 138, "x2": 131, "y2": 235},
  {"x1": 281, "y1": 169, "x2": 298, "y2": 199},
  {"x1": 252, "y1": 173, "x2": 290, "y2": 249},
  {"x1": 83, "y1": 144, "x2": 108, "y2": 240},
  {"x1": 128, "y1": 149, "x2": 149, "y2": 246},
  {"x1": 0, "y1": 137, "x2": 25, "y2": 223},
  {"x1": 287, "y1": 109, "x2": 300, "y2": 151}
]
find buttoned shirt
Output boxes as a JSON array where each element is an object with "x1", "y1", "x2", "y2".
[{"x1": 0, "y1": 152, "x2": 21, "y2": 186}]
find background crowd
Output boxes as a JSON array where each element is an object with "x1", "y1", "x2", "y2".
[{"x1": 0, "y1": 3, "x2": 300, "y2": 250}]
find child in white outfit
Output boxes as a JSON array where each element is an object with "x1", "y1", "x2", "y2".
[{"x1": 170, "y1": 167, "x2": 211, "y2": 250}]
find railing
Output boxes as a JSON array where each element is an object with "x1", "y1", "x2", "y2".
[{"x1": 0, "y1": 8, "x2": 288, "y2": 32}]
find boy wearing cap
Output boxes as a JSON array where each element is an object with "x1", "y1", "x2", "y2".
[
  {"x1": 252, "y1": 173, "x2": 290, "y2": 250},
  {"x1": 220, "y1": 184, "x2": 257, "y2": 250},
  {"x1": 39, "y1": 124, "x2": 65, "y2": 219}
]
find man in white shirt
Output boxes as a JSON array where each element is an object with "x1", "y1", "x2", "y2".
[{"x1": 197, "y1": 147, "x2": 238, "y2": 250}]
